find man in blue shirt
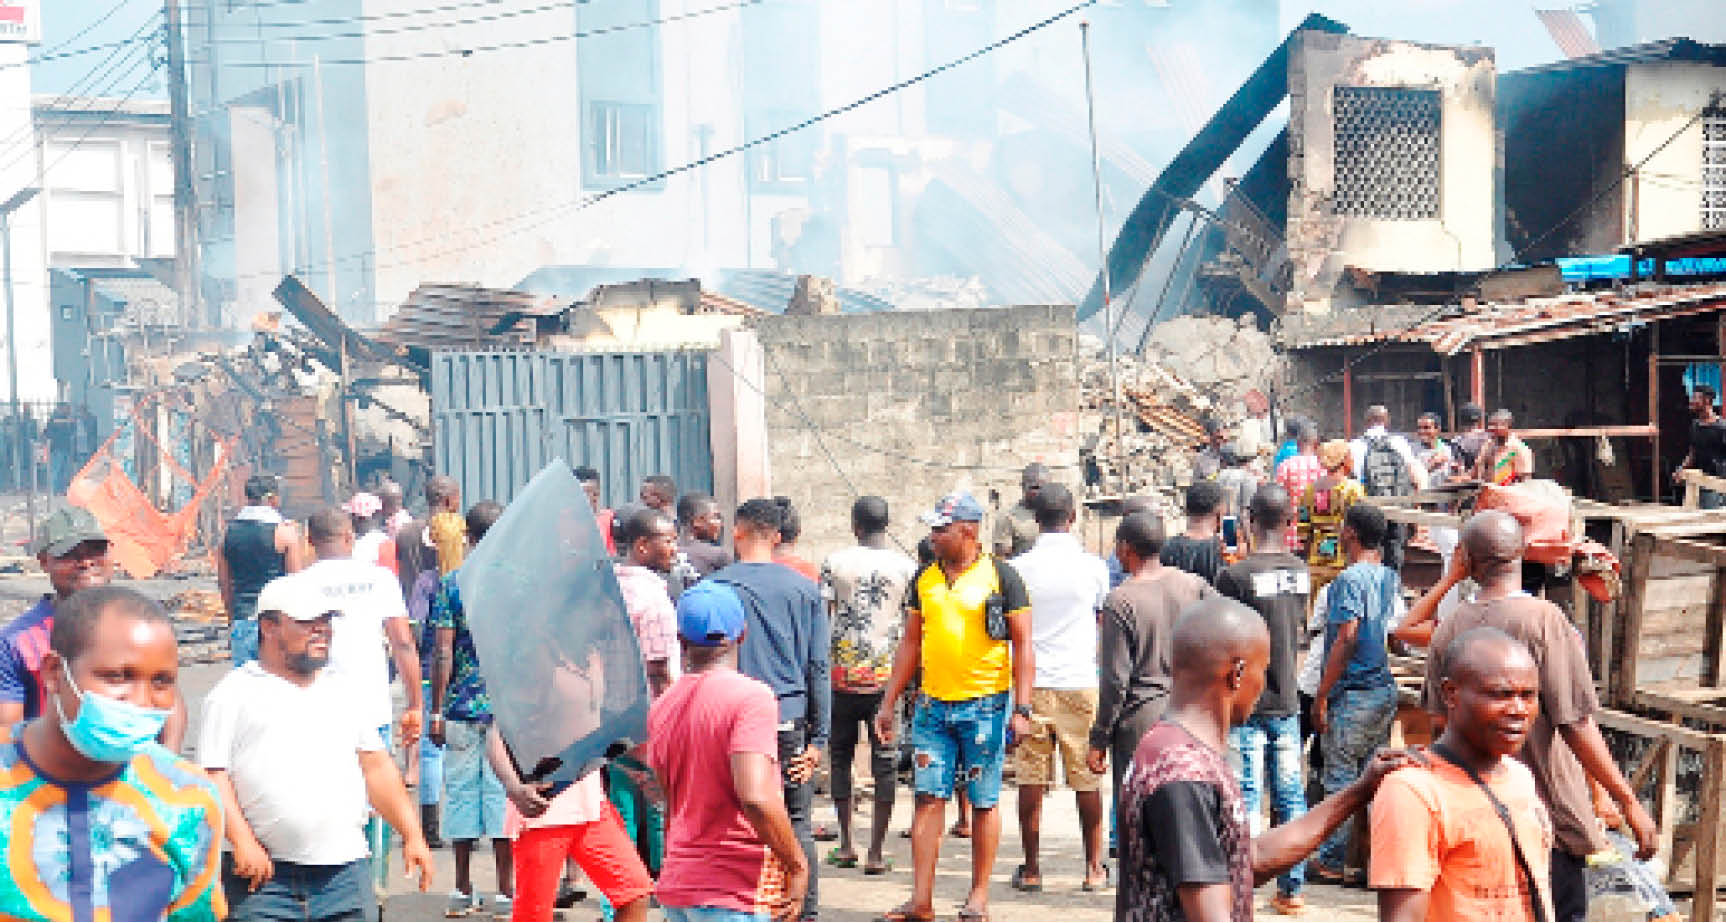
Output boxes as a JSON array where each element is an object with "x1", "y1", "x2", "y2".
[
  {"x1": 710, "y1": 498, "x2": 830, "y2": 921},
  {"x1": 1311, "y1": 502, "x2": 1399, "y2": 884}
]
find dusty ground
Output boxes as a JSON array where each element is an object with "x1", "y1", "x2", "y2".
[{"x1": 0, "y1": 566, "x2": 1636, "y2": 922}]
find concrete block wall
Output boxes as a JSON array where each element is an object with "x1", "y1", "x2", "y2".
[{"x1": 749, "y1": 305, "x2": 1082, "y2": 561}]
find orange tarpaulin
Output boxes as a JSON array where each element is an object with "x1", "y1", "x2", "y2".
[{"x1": 66, "y1": 421, "x2": 232, "y2": 579}]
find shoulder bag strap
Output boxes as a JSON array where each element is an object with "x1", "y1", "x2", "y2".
[{"x1": 1431, "y1": 742, "x2": 1547, "y2": 922}]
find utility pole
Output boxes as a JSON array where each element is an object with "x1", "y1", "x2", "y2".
[
  {"x1": 1, "y1": 187, "x2": 40, "y2": 546},
  {"x1": 164, "y1": 0, "x2": 202, "y2": 327},
  {"x1": 1080, "y1": 21, "x2": 1128, "y2": 495}
]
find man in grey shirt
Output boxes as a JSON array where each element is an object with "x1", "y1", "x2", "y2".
[{"x1": 1087, "y1": 511, "x2": 1214, "y2": 804}]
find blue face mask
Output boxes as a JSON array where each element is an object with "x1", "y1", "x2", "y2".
[{"x1": 54, "y1": 662, "x2": 170, "y2": 763}]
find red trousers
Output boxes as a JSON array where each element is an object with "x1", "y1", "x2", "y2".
[{"x1": 512, "y1": 802, "x2": 653, "y2": 921}]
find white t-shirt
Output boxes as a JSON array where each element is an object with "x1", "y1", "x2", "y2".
[
  {"x1": 353, "y1": 529, "x2": 390, "y2": 568},
  {"x1": 198, "y1": 663, "x2": 384, "y2": 865},
  {"x1": 1011, "y1": 532, "x2": 1109, "y2": 690},
  {"x1": 1349, "y1": 426, "x2": 1430, "y2": 491},
  {"x1": 522, "y1": 772, "x2": 608, "y2": 830},
  {"x1": 298, "y1": 556, "x2": 410, "y2": 731}
]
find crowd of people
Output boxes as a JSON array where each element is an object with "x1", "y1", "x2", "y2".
[{"x1": 0, "y1": 387, "x2": 1722, "y2": 922}]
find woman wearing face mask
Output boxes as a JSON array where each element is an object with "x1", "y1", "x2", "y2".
[{"x1": 0, "y1": 585, "x2": 225, "y2": 922}]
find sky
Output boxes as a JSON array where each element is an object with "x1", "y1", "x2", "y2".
[
  {"x1": 29, "y1": 0, "x2": 1621, "y2": 101},
  {"x1": 33, "y1": 0, "x2": 167, "y2": 100}
]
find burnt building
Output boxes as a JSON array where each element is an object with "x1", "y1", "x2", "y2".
[{"x1": 1502, "y1": 39, "x2": 1726, "y2": 264}]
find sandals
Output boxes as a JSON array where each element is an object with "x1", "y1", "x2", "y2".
[
  {"x1": 878, "y1": 904, "x2": 934, "y2": 922},
  {"x1": 1081, "y1": 863, "x2": 1112, "y2": 892},
  {"x1": 813, "y1": 824, "x2": 839, "y2": 842},
  {"x1": 825, "y1": 847, "x2": 858, "y2": 869},
  {"x1": 863, "y1": 857, "x2": 894, "y2": 876},
  {"x1": 956, "y1": 905, "x2": 990, "y2": 922},
  {"x1": 1009, "y1": 864, "x2": 1043, "y2": 893}
]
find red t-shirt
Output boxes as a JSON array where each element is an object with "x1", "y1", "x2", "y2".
[{"x1": 648, "y1": 669, "x2": 784, "y2": 915}]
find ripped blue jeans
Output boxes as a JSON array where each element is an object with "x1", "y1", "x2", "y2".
[
  {"x1": 1317, "y1": 684, "x2": 1396, "y2": 871},
  {"x1": 1230, "y1": 713, "x2": 1308, "y2": 896},
  {"x1": 910, "y1": 691, "x2": 1009, "y2": 809}
]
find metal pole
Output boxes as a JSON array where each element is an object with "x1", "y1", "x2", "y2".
[
  {"x1": 165, "y1": 0, "x2": 202, "y2": 326},
  {"x1": 1081, "y1": 21, "x2": 1128, "y2": 495},
  {"x1": 2, "y1": 210, "x2": 31, "y2": 545}
]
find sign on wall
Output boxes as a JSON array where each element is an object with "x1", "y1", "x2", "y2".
[{"x1": 0, "y1": 1, "x2": 39, "y2": 44}]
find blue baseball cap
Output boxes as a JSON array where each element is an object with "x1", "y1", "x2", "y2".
[
  {"x1": 919, "y1": 491, "x2": 985, "y2": 528},
  {"x1": 677, "y1": 580, "x2": 747, "y2": 646}
]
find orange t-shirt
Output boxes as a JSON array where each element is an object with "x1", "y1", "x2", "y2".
[{"x1": 1369, "y1": 757, "x2": 1554, "y2": 922}]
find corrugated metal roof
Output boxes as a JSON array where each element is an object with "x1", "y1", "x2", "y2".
[
  {"x1": 377, "y1": 284, "x2": 552, "y2": 351},
  {"x1": 1282, "y1": 282, "x2": 1726, "y2": 354},
  {"x1": 1533, "y1": 9, "x2": 1602, "y2": 59},
  {"x1": 1508, "y1": 36, "x2": 1726, "y2": 76},
  {"x1": 92, "y1": 277, "x2": 179, "y2": 326}
]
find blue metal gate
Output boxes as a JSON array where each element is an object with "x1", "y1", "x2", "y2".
[{"x1": 431, "y1": 350, "x2": 714, "y2": 509}]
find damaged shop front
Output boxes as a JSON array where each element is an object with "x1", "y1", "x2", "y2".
[{"x1": 1279, "y1": 279, "x2": 1726, "y2": 504}]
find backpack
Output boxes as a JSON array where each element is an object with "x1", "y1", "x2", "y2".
[{"x1": 1362, "y1": 435, "x2": 1412, "y2": 498}]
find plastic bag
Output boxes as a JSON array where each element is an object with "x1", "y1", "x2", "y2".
[
  {"x1": 458, "y1": 460, "x2": 650, "y2": 784},
  {"x1": 1477, "y1": 479, "x2": 1573, "y2": 565},
  {"x1": 1586, "y1": 830, "x2": 1679, "y2": 922}
]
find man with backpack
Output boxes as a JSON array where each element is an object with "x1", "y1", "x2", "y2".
[{"x1": 1348, "y1": 406, "x2": 1427, "y2": 572}]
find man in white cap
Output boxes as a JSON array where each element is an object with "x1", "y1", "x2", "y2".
[{"x1": 200, "y1": 574, "x2": 434, "y2": 919}]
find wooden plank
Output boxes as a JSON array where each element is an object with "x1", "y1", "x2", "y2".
[
  {"x1": 1363, "y1": 505, "x2": 1466, "y2": 530},
  {"x1": 1598, "y1": 706, "x2": 1724, "y2": 749},
  {"x1": 1658, "y1": 537, "x2": 1726, "y2": 570},
  {"x1": 1644, "y1": 574, "x2": 1720, "y2": 611},
  {"x1": 1616, "y1": 532, "x2": 1658, "y2": 707},
  {"x1": 1645, "y1": 521, "x2": 1726, "y2": 540},
  {"x1": 1695, "y1": 737, "x2": 1725, "y2": 921},
  {"x1": 1710, "y1": 568, "x2": 1726, "y2": 687},
  {"x1": 1518, "y1": 424, "x2": 1659, "y2": 439},
  {"x1": 1638, "y1": 690, "x2": 1726, "y2": 729},
  {"x1": 1632, "y1": 736, "x2": 1673, "y2": 792},
  {"x1": 1657, "y1": 737, "x2": 1681, "y2": 869},
  {"x1": 1681, "y1": 470, "x2": 1726, "y2": 509}
]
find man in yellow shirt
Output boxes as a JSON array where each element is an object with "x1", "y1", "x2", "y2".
[{"x1": 875, "y1": 492, "x2": 1035, "y2": 923}]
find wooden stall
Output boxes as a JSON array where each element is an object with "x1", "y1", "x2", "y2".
[{"x1": 1377, "y1": 493, "x2": 1726, "y2": 919}]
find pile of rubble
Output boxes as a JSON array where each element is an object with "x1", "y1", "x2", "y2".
[{"x1": 1080, "y1": 315, "x2": 1281, "y2": 498}]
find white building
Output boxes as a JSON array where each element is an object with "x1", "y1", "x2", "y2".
[{"x1": 187, "y1": 0, "x2": 1281, "y2": 326}]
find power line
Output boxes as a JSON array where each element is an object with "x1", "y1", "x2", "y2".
[
  {"x1": 0, "y1": 15, "x2": 162, "y2": 160},
  {"x1": 206, "y1": 0, "x2": 763, "y2": 67},
  {"x1": 26, "y1": 0, "x2": 134, "y2": 60},
  {"x1": 223, "y1": 0, "x2": 513, "y2": 30},
  {"x1": 223, "y1": 0, "x2": 1096, "y2": 287},
  {"x1": 198, "y1": 0, "x2": 572, "y2": 45},
  {"x1": 0, "y1": 28, "x2": 157, "y2": 70},
  {"x1": 25, "y1": 58, "x2": 167, "y2": 185}
]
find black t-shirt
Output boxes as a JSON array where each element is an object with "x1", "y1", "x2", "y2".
[
  {"x1": 1692, "y1": 419, "x2": 1726, "y2": 477},
  {"x1": 1215, "y1": 553, "x2": 1310, "y2": 717},
  {"x1": 679, "y1": 538, "x2": 733, "y2": 578},
  {"x1": 1160, "y1": 536, "x2": 1223, "y2": 585},
  {"x1": 1145, "y1": 781, "x2": 1233, "y2": 894}
]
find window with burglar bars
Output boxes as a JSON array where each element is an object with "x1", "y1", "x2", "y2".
[
  {"x1": 1705, "y1": 104, "x2": 1726, "y2": 231},
  {"x1": 1332, "y1": 86, "x2": 1442, "y2": 220}
]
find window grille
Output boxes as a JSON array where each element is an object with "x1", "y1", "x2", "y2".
[
  {"x1": 1704, "y1": 104, "x2": 1726, "y2": 231},
  {"x1": 1332, "y1": 86, "x2": 1442, "y2": 220}
]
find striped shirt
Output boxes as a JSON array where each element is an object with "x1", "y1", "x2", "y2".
[
  {"x1": 0, "y1": 597, "x2": 55, "y2": 720},
  {"x1": 1275, "y1": 454, "x2": 1325, "y2": 552}
]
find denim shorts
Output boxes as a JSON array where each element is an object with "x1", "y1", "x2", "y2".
[
  {"x1": 230, "y1": 619, "x2": 260, "y2": 667},
  {"x1": 442, "y1": 719, "x2": 507, "y2": 840},
  {"x1": 910, "y1": 691, "x2": 1009, "y2": 808},
  {"x1": 662, "y1": 907, "x2": 768, "y2": 922}
]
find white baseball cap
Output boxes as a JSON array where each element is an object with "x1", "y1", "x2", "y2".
[{"x1": 254, "y1": 575, "x2": 342, "y2": 622}]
